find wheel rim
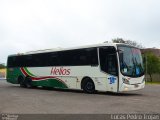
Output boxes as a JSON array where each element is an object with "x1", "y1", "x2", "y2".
[
  {"x1": 85, "y1": 81, "x2": 94, "y2": 92},
  {"x1": 25, "y1": 77, "x2": 32, "y2": 88}
]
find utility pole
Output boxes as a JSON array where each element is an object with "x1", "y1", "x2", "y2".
[{"x1": 145, "y1": 55, "x2": 147, "y2": 82}]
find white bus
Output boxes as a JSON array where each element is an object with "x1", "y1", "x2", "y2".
[{"x1": 7, "y1": 43, "x2": 145, "y2": 93}]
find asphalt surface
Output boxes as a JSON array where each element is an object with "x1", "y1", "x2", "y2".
[{"x1": 0, "y1": 79, "x2": 160, "y2": 114}]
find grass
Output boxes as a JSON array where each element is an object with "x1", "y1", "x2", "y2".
[
  {"x1": 146, "y1": 81, "x2": 160, "y2": 85},
  {"x1": 0, "y1": 68, "x2": 6, "y2": 77},
  {"x1": 0, "y1": 68, "x2": 6, "y2": 72}
]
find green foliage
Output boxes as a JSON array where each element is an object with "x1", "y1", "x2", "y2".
[
  {"x1": 112, "y1": 38, "x2": 143, "y2": 48},
  {"x1": 144, "y1": 52, "x2": 160, "y2": 81},
  {"x1": 146, "y1": 81, "x2": 160, "y2": 84},
  {"x1": 112, "y1": 38, "x2": 125, "y2": 43},
  {"x1": 0, "y1": 63, "x2": 6, "y2": 69}
]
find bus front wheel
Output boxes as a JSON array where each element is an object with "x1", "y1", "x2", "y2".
[{"x1": 82, "y1": 78, "x2": 95, "y2": 94}]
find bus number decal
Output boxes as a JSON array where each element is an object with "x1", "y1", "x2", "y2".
[{"x1": 108, "y1": 76, "x2": 116, "y2": 84}]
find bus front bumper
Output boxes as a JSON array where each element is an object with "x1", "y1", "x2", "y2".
[{"x1": 120, "y1": 82, "x2": 145, "y2": 92}]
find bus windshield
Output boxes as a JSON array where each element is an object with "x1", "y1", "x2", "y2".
[{"x1": 118, "y1": 45, "x2": 144, "y2": 77}]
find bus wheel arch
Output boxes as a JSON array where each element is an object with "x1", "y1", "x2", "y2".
[{"x1": 81, "y1": 77, "x2": 95, "y2": 93}]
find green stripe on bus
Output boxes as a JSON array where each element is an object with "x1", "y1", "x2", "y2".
[
  {"x1": 24, "y1": 67, "x2": 36, "y2": 77},
  {"x1": 32, "y1": 79, "x2": 68, "y2": 88}
]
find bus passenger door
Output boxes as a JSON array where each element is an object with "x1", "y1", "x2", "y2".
[
  {"x1": 106, "y1": 54, "x2": 118, "y2": 92},
  {"x1": 99, "y1": 47, "x2": 118, "y2": 92}
]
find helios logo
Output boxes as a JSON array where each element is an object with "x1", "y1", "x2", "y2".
[{"x1": 50, "y1": 67, "x2": 71, "y2": 75}]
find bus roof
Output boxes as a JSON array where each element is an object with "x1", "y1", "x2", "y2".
[{"x1": 8, "y1": 43, "x2": 136, "y2": 56}]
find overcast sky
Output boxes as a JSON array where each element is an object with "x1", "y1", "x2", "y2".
[{"x1": 0, "y1": 0, "x2": 160, "y2": 63}]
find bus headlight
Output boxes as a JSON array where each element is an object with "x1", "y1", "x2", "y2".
[
  {"x1": 122, "y1": 78, "x2": 130, "y2": 84},
  {"x1": 124, "y1": 87, "x2": 129, "y2": 91}
]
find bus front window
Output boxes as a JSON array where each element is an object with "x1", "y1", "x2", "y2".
[{"x1": 118, "y1": 46, "x2": 144, "y2": 77}]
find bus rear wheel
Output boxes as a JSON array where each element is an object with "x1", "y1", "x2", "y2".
[
  {"x1": 18, "y1": 76, "x2": 26, "y2": 88},
  {"x1": 82, "y1": 78, "x2": 95, "y2": 94},
  {"x1": 24, "y1": 77, "x2": 33, "y2": 88}
]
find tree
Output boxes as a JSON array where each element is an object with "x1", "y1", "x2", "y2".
[
  {"x1": 0, "y1": 63, "x2": 6, "y2": 69},
  {"x1": 112, "y1": 38, "x2": 125, "y2": 43},
  {"x1": 144, "y1": 52, "x2": 160, "y2": 82},
  {"x1": 112, "y1": 38, "x2": 143, "y2": 48},
  {"x1": 125, "y1": 40, "x2": 143, "y2": 48}
]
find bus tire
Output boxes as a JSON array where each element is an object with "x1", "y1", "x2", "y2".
[
  {"x1": 82, "y1": 78, "x2": 95, "y2": 94},
  {"x1": 18, "y1": 76, "x2": 26, "y2": 88},
  {"x1": 24, "y1": 77, "x2": 33, "y2": 88}
]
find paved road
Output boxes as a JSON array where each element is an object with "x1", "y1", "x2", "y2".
[{"x1": 0, "y1": 80, "x2": 160, "y2": 114}]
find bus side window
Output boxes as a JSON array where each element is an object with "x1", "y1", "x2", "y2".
[
  {"x1": 25, "y1": 55, "x2": 33, "y2": 67},
  {"x1": 86, "y1": 48, "x2": 98, "y2": 66},
  {"x1": 71, "y1": 49, "x2": 88, "y2": 66},
  {"x1": 7, "y1": 56, "x2": 16, "y2": 67},
  {"x1": 48, "y1": 52, "x2": 60, "y2": 66}
]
